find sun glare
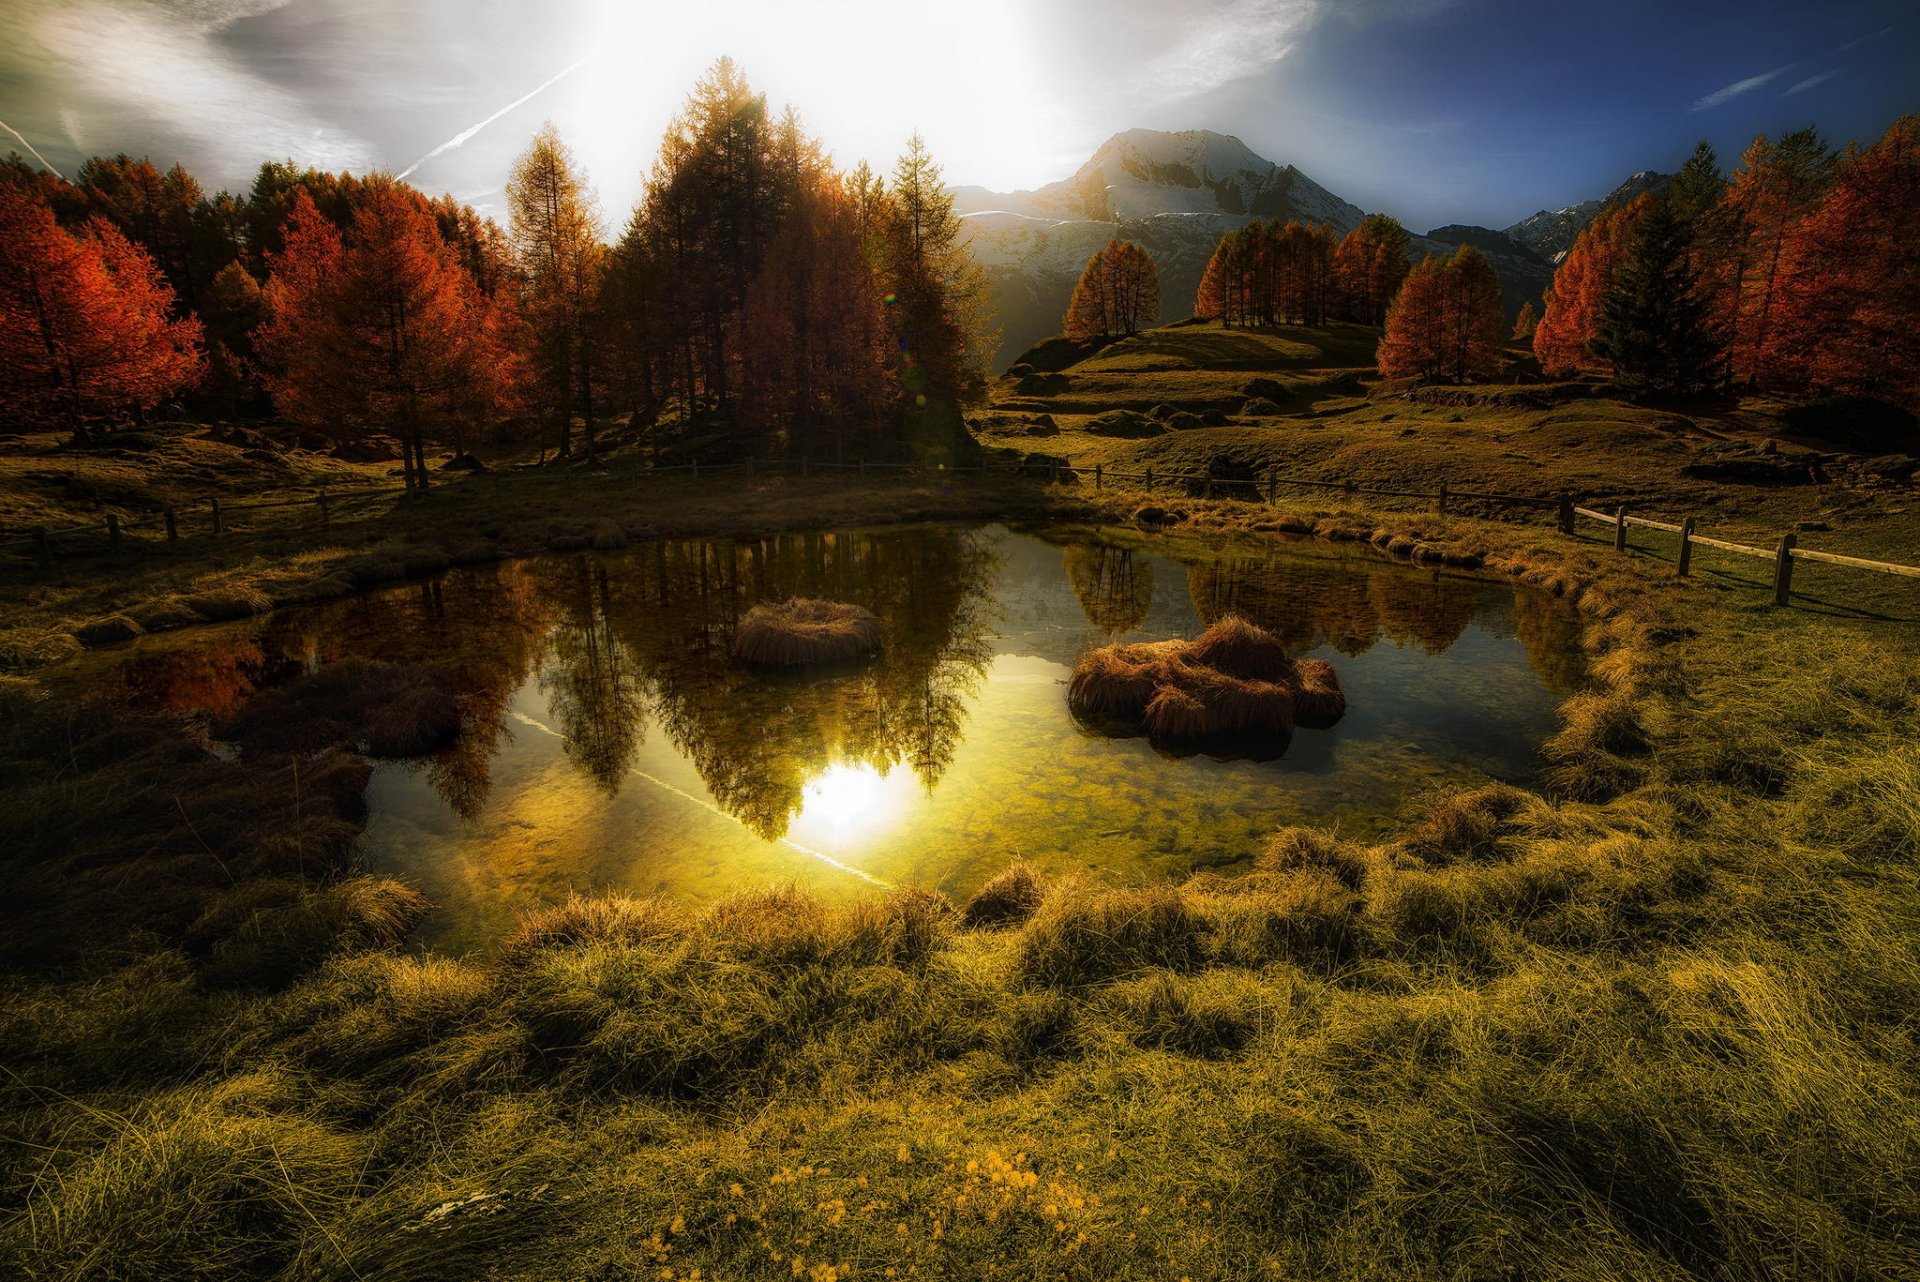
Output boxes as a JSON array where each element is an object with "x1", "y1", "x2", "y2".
[
  {"x1": 790, "y1": 760, "x2": 913, "y2": 847},
  {"x1": 570, "y1": 0, "x2": 1061, "y2": 201}
]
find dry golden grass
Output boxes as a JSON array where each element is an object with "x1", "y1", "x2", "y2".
[
  {"x1": 731, "y1": 598, "x2": 883, "y2": 666},
  {"x1": 1069, "y1": 614, "x2": 1342, "y2": 743}
]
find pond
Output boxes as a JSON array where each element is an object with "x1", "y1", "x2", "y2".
[{"x1": 87, "y1": 524, "x2": 1586, "y2": 952}]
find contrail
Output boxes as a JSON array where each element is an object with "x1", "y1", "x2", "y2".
[
  {"x1": 0, "y1": 118, "x2": 66, "y2": 180},
  {"x1": 396, "y1": 55, "x2": 592, "y2": 181}
]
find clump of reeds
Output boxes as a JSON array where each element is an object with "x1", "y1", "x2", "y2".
[
  {"x1": 1291, "y1": 657, "x2": 1348, "y2": 729},
  {"x1": 731, "y1": 598, "x2": 882, "y2": 666},
  {"x1": 962, "y1": 862, "x2": 1047, "y2": 928},
  {"x1": 1067, "y1": 614, "x2": 1345, "y2": 747}
]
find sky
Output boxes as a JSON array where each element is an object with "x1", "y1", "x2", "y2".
[{"x1": 0, "y1": 0, "x2": 1913, "y2": 232}]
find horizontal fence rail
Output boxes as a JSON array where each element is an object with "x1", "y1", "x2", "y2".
[{"x1": 5, "y1": 447, "x2": 1918, "y2": 609}]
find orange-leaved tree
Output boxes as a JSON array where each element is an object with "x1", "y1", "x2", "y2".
[
  {"x1": 1066, "y1": 239, "x2": 1159, "y2": 341},
  {"x1": 1376, "y1": 245, "x2": 1504, "y2": 382},
  {"x1": 0, "y1": 187, "x2": 204, "y2": 438},
  {"x1": 1532, "y1": 194, "x2": 1649, "y2": 377},
  {"x1": 1333, "y1": 214, "x2": 1411, "y2": 324},
  {"x1": 257, "y1": 182, "x2": 503, "y2": 495},
  {"x1": 1763, "y1": 115, "x2": 1920, "y2": 403}
]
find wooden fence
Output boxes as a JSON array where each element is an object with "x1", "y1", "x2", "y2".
[{"x1": 6, "y1": 451, "x2": 1918, "y2": 609}]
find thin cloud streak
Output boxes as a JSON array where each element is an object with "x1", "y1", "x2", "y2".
[
  {"x1": 1690, "y1": 64, "x2": 1794, "y2": 111},
  {"x1": 0, "y1": 117, "x2": 66, "y2": 179},
  {"x1": 1837, "y1": 25, "x2": 1895, "y2": 53},
  {"x1": 395, "y1": 54, "x2": 594, "y2": 181},
  {"x1": 1785, "y1": 69, "x2": 1842, "y2": 96}
]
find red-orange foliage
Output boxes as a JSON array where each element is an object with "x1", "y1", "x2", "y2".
[
  {"x1": 1763, "y1": 115, "x2": 1920, "y2": 403},
  {"x1": 1194, "y1": 220, "x2": 1337, "y2": 326},
  {"x1": 1376, "y1": 244, "x2": 1504, "y2": 383},
  {"x1": 1332, "y1": 214, "x2": 1411, "y2": 324},
  {"x1": 0, "y1": 187, "x2": 204, "y2": 435},
  {"x1": 1532, "y1": 195, "x2": 1649, "y2": 377},
  {"x1": 257, "y1": 183, "x2": 503, "y2": 493},
  {"x1": 1066, "y1": 239, "x2": 1159, "y2": 340}
]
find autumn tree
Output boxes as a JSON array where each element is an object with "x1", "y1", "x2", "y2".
[
  {"x1": 1764, "y1": 114, "x2": 1920, "y2": 403},
  {"x1": 1532, "y1": 195, "x2": 1649, "y2": 377},
  {"x1": 1194, "y1": 220, "x2": 1337, "y2": 326},
  {"x1": 257, "y1": 183, "x2": 501, "y2": 494},
  {"x1": 1591, "y1": 197, "x2": 1727, "y2": 397},
  {"x1": 0, "y1": 188, "x2": 204, "y2": 437},
  {"x1": 1065, "y1": 239, "x2": 1159, "y2": 340},
  {"x1": 508, "y1": 123, "x2": 606, "y2": 459},
  {"x1": 1725, "y1": 128, "x2": 1835, "y2": 382},
  {"x1": 1511, "y1": 300, "x2": 1538, "y2": 342},
  {"x1": 1333, "y1": 214, "x2": 1411, "y2": 324},
  {"x1": 1376, "y1": 245, "x2": 1504, "y2": 383}
]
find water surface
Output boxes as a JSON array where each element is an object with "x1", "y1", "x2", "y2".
[{"x1": 91, "y1": 524, "x2": 1586, "y2": 951}]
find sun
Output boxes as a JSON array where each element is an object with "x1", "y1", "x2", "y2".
[{"x1": 790, "y1": 760, "x2": 913, "y2": 847}]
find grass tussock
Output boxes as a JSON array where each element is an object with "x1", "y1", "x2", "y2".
[
  {"x1": 731, "y1": 598, "x2": 883, "y2": 666},
  {"x1": 1068, "y1": 614, "x2": 1344, "y2": 747},
  {"x1": 960, "y1": 861, "x2": 1047, "y2": 928}
]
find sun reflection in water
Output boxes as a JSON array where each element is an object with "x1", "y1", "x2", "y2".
[{"x1": 789, "y1": 761, "x2": 913, "y2": 850}]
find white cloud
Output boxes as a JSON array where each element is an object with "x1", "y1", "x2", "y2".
[
  {"x1": 1690, "y1": 64, "x2": 1794, "y2": 112},
  {"x1": 1784, "y1": 69, "x2": 1842, "y2": 96}
]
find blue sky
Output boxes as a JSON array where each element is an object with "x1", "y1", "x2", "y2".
[{"x1": 0, "y1": 0, "x2": 1912, "y2": 232}]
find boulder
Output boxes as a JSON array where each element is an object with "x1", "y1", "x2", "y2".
[
  {"x1": 1084, "y1": 410, "x2": 1166, "y2": 439},
  {"x1": 1148, "y1": 403, "x2": 1179, "y2": 421},
  {"x1": 1014, "y1": 372, "x2": 1071, "y2": 396},
  {"x1": 1021, "y1": 452, "x2": 1078, "y2": 483},
  {"x1": 331, "y1": 435, "x2": 404, "y2": 463},
  {"x1": 1240, "y1": 398, "x2": 1285, "y2": 416},
  {"x1": 1241, "y1": 377, "x2": 1288, "y2": 401},
  {"x1": 1024, "y1": 415, "x2": 1060, "y2": 436},
  {"x1": 1166, "y1": 412, "x2": 1208, "y2": 431}
]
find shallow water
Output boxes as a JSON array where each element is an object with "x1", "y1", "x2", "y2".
[{"x1": 88, "y1": 524, "x2": 1586, "y2": 952}]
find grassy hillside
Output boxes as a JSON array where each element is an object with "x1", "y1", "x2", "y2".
[{"x1": 3, "y1": 325, "x2": 1919, "y2": 1279}]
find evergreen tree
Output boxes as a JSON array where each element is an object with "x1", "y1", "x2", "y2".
[{"x1": 1591, "y1": 197, "x2": 1726, "y2": 397}]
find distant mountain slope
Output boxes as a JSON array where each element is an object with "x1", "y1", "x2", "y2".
[
  {"x1": 1502, "y1": 170, "x2": 1671, "y2": 263},
  {"x1": 1414, "y1": 225, "x2": 1554, "y2": 319},
  {"x1": 958, "y1": 129, "x2": 1549, "y2": 370}
]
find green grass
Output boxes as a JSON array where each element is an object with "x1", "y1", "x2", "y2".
[{"x1": 4, "y1": 321, "x2": 1920, "y2": 1278}]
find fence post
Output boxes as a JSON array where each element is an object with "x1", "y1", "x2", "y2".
[
  {"x1": 1094, "y1": 463, "x2": 1102, "y2": 490},
  {"x1": 1773, "y1": 533, "x2": 1797, "y2": 606},
  {"x1": 164, "y1": 508, "x2": 178, "y2": 542},
  {"x1": 692, "y1": 459, "x2": 700, "y2": 482},
  {"x1": 1267, "y1": 470, "x2": 1276, "y2": 504},
  {"x1": 1556, "y1": 492, "x2": 1574, "y2": 536},
  {"x1": 33, "y1": 526, "x2": 52, "y2": 573},
  {"x1": 1677, "y1": 517, "x2": 1694, "y2": 577},
  {"x1": 317, "y1": 490, "x2": 330, "y2": 528},
  {"x1": 1204, "y1": 475, "x2": 1214, "y2": 501},
  {"x1": 1145, "y1": 466, "x2": 1154, "y2": 490},
  {"x1": 1435, "y1": 483, "x2": 1449, "y2": 514},
  {"x1": 106, "y1": 513, "x2": 121, "y2": 547},
  {"x1": 1613, "y1": 505, "x2": 1628, "y2": 553},
  {"x1": 211, "y1": 497, "x2": 222, "y2": 535}
]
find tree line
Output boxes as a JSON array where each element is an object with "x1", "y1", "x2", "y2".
[
  {"x1": 1534, "y1": 115, "x2": 1918, "y2": 402},
  {"x1": 0, "y1": 59, "x2": 992, "y2": 470}
]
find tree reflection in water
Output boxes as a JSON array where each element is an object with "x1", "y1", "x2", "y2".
[
  {"x1": 1064, "y1": 543, "x2": 1154, "y2": 637},
  {"x1": 530, "y1": 527, "x2": 998, "y2": 838}
]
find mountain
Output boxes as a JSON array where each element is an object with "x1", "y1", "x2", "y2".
[
  {"x1": 1502, "y1": 170, "x2": 1671, "y2": 263},
  {"x1": 1416, "y1": 224, "x2": 1554, "y2": 319},
  {"x1": 957, "y1": 129, "x2": 1548, "y2": 370}
]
